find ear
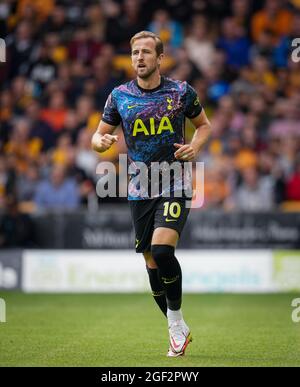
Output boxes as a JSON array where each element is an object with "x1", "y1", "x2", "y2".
[{"x1": 157, "y1": 53, "x2": 164, "y2": 65}]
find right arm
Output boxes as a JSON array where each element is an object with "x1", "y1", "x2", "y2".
[{"x1": 91, "y1": 120, "x2": 118, "y2": 153}]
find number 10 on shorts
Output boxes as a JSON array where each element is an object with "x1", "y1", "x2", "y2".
[{"x1": 163, "y1": 202, "x2": 181, "y2": 219}]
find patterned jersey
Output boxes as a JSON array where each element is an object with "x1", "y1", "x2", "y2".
[{"x1": 102, "y1": 76, "x2": 202, "y2": 200}]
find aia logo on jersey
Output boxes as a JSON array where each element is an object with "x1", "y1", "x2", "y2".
[{"x1": 132, "y1": 116, "x2": 174, "y2": 136}]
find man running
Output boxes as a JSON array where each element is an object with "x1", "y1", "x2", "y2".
[{"x1": 92, "y1": 31, "x2": 211, "y2": 357}]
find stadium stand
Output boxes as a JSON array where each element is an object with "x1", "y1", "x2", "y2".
[{"x1": 0, "y1": 0, "x2": 300, "y2": 248}]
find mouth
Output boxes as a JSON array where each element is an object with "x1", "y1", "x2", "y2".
[{"x1": 138, "y1": 64, "x2": 146, "y2": 69}]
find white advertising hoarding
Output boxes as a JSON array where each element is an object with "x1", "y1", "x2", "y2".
[
  {"x1": 23, "y1": 250, "x2": 148, "y2": 292},
  {"x1": 22, "y1": 250, "x2": 278, "y2": 293},
  {"x1": 180, "y1": 250, "x2": 273, "y2": 293}
]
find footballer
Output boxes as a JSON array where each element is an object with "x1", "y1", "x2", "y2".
[{"x1": 92, "y1": 31, "x2": 211, "y2": 357}]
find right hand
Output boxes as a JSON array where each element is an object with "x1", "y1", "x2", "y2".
[{"x1": 92, "y1": 133, "x2": 119, "y2": 153}]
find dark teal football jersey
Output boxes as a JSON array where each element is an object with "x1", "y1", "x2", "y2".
[{"x1": 102, "y1": 76, "x2": 202, "y2": 200}]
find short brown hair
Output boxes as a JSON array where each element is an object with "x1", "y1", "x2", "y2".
[{"x1": 130, "y1": 31, "x2": 164, "y2": 56}]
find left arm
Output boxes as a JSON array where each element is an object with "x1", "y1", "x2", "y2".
[{"x1": 174, "y1": 109, "x2": 212, "y2": 161}]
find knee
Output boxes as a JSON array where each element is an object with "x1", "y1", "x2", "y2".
[
  {"x1": 151, "y1": 244, "x2": 175, "y2": 265},
  {"x1": 143, "y1": 252, "x2": 158, "y2": 269}
]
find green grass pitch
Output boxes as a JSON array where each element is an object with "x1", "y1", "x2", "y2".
[{"x1": 0, "y1": 292, "x2": 299, "y2": 367}]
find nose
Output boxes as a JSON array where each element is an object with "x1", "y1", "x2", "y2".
[{"x1": 137, "y1": 52, "x2": 144, "y2": 61}]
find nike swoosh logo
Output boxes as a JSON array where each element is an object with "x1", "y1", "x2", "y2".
[
  {"x1": 170, "y1": 335, "x2": 181, "y2": 350},
  {"x1": 128, "y1": 105, "x2": 138, "y2": 109},
  {"x1": 163, "y1": 274, "x2": 179, "y2": 284},
  {"x1": 166, "y1": 218, "x2": 177, "y2": 222},
  {"x1": 164, "y1": 278, "x2": 178, "y2": 284}
]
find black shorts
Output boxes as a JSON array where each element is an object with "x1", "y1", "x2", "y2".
[{"x1": 129, "y1": 196, "x2": 191, "y2": 253}]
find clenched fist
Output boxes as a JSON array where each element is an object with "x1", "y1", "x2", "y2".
[{"x1": 92, "y1": 133, "x2": 119, "y2": 153}]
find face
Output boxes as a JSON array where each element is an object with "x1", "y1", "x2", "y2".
[
  {"x1": 51, "y1": 166, "x2": 65, "y2": 186},
  {"x1": 243, "y1": 167, "x2": 258, "y2": 188},
  {"x1": 131, "y1": 37, "x2": 163, "y2": 79}
]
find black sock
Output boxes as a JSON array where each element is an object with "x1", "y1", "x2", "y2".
[
  {"x1": 146, "y1": 266, "x2": 167, "y2": 317},
  {"x1": 151, "y1": 245, "x2": 182, "y2": 311}
]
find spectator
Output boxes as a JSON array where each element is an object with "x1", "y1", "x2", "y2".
[
  {"x1": 249, "y1": 55, "x2": 278, "y2": 95},
  {"x1": 269, "y1": 98, "x2": 300, "y2": 138},
  {"x1": 34, "y1": 164, "x2": 80, "y2": 210},
  {"x1": 286, "y1": 159, "x2": 300, "y2": 201},
  {"x1": 104, "y1": 0, "x2": 145, "y2": 52},
  {"x1": 93, "y1": 55, "x2": 123, "y2": 109},
  {"x1": 61, "y1": 109, "x2": 81, "y2": 142},
  {"x1": 251, "y1": 0, "x2": 293, "y2": 43},
  {"x1": 5, "y1": 117, "x2": 42, "y2": 173},
  {"x1": 26, "y1": 99, "x2": 56, "y2": 151},
  {"x1": 75, "y1": 95, "x2": 96, "y2": 128},
  {"x1": 10, "y1": 75, "x2": 32, "y2": 113},
  {"x1": 205, "y1": 51, "x2": 231, "y2": 103},
  {"x1": 51, "y1": 132, "x2": 74, "y2": 167},
  {"x1": 7, "y1": 21, "x2": 37, "y2": 79},
  {"x1": 249, "y1": 29, "x2": 276, "y2": 63},
  {"x1": 68, "y1": 26, "x2": 102, "y2": 64},
  {"x1": 27, "y1": 43, "x2": 57, "y2": 91},
  {"x1": 0, "y1": 89, "x2": 14, "y2": 126},
  {"x1": 86, "y1": 3, "x2": 108, "y2": 44},
  {"x1": 0, "y1": 0, "x2": 12, "y2": 38},
  {"x1": 43, "y1": 31, "x2": 68, "y2": 64},
  {"x1": 16, "y1": 162, "x2": 40, "y2": 203},
  {"x1": 234, "y1": 167, "x2": 274, "y2": 211},
  {"x1": 169, "y1": 48, "x2": 201, "y2": 83},
  {"x1": 148, "y1": 9, "x2": 183, "y2": 50},
  {"x1": 231, "y1": 0, "x2": 252, "y2": 37},
  {"x1": 17, "y1": 0, "x2": 54, "y2": 25},
  {"x1": 203, "y1": 165, "x2": 230, "y2": 209},
  {"x1": 41, "y1": 4, "x2": 71, "y2": 41},
  {"x1": 217, "y1": 17, "x2": 251, "y2": 70},
  {"x1": 41, "y1": 90, "x2": 68, "y2": 132},
  {"x1": 0, "y1": 195, "x2": 35, "y2": 247},
  {"x1": 184, "y1": 15, "x2": 216, "y2": 73}
]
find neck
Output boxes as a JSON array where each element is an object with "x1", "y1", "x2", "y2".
[{"x1": 137, "y1": 71, "x2": 161, "y2": 90}]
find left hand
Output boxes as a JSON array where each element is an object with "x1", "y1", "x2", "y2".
[{"x1": 174, "y1": 143, "x2": 196, "y2": 161}]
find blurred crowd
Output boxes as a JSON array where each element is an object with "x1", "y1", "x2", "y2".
[{"x1": 0, "y1": 0, "x2": 300, "y2": 224}]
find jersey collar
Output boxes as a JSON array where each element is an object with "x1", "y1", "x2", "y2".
[{"x1": 135, "y1": 76, "x2": 164, "y2": 93}]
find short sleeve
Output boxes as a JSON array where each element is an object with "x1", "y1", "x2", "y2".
[
  {"x1": 184, "y1": 83, "x2": 202, "y2": 119},
  {"x1": 101, "y1": 91, "x2": 121, "y2": 126}
]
